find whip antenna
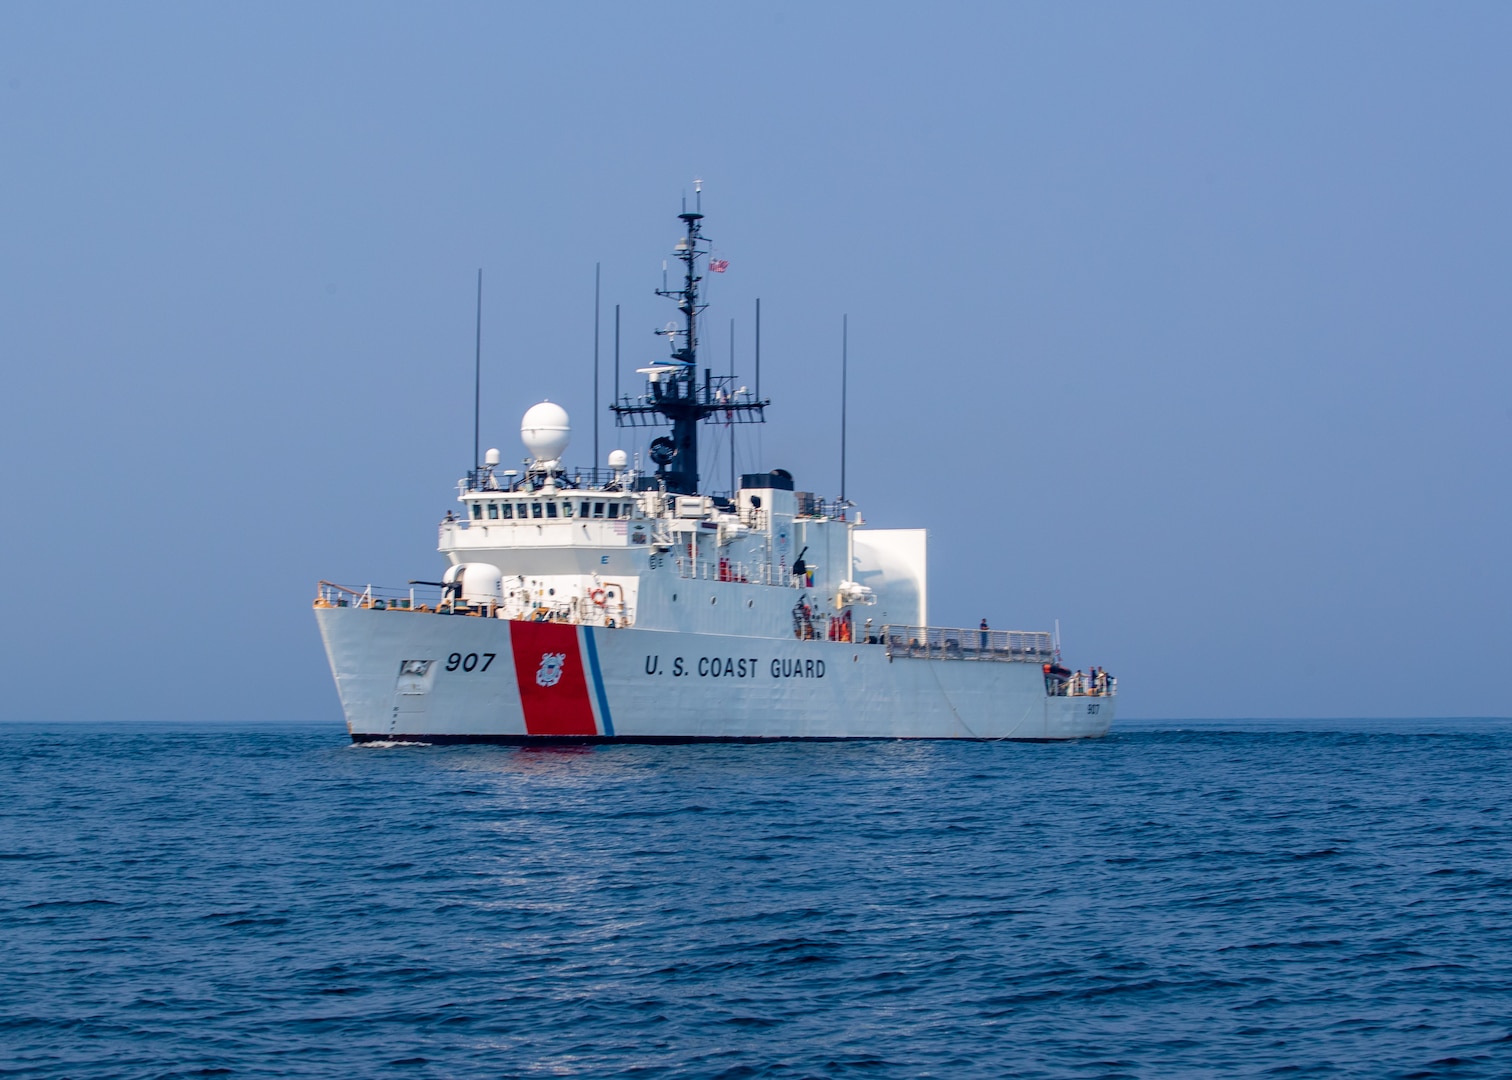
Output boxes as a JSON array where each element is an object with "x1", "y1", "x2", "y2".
[
  {"x1": 841, "y1": 314, "x2": 848, "y2": 503},
  {"x1": 755, "y1": 297, "x2": 761, "y2": 401},
  {"x1": 593, "y1": 262, "x2": 601, "y2": 471},
  {"x1": 730, "y1": 316, "x2": 736, "y2": 494},
  {"x1": 473, "y1": 268, "x2": 482, "y2": 474}
]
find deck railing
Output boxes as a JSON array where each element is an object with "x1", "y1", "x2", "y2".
[
  {"x1": 312, "y1": 584, "x2": 1106, "y2": 688},
  {"x1": 314, "y1": 580, "x2": 443, "y2": 611},
  {"x1": 673, "y1": 556, "x2": 798, "y2": 587},
  {"x1": 881, "y1": 626, "x2": 1054, "y2": 664},
  {"x1": 795, "y1": 494, "x2": 852, "y2": 520},
  {"x1": 1050, "y1": 671, "x2": 1119, "y2": 697},
  {"x1": 312, "y1": 580, "x2": 628, "y2": 627}
]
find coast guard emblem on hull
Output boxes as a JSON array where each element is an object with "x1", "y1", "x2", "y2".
[{"x1": 535, "y1": 652, "x2": 567, "y2": 688}]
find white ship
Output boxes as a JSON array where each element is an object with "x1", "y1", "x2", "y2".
[{"x1": 315, "y1": 198, "x2": 1116, "y2": 743}]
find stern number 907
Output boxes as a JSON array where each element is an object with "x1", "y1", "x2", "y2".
[{"x1": 446, "y1": 652, "x2": 495, "y2": 673}]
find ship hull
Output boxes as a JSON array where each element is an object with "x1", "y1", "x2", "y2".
[{"x1": 316, "y1": 607, "x2": 1113, "y2": 742}]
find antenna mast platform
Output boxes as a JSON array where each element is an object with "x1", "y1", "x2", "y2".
[{"x1": 610, "y1": 188, "x2": 769, "y2": 495}]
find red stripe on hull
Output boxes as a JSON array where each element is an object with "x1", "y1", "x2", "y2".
[{"x1": 509, "y1": 622, "x2": 597, "y2": 736}]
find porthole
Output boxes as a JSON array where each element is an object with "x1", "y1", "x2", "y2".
[
  {"x1": 710, "y1": 596, "x2": 717, "y2": 605},
  {"x1": 672, "y1": 593, "x2": 678, "y2": 602}
]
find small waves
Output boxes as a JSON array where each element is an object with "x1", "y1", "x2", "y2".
[{"x1": 2, "y1": 721, "x2": 1512, "y2": 1077}]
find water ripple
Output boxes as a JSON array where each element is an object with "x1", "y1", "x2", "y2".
[{"x1": 3, "y1": 721, "x2": 1512, "y2": 1077}]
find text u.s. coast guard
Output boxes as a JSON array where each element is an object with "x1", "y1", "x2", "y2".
[{"x1": 643, "y1": 655, "x2": 827, "y2": 679}]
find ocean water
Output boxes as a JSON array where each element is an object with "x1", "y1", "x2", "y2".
[{"x1": 5, "y1": 720, "x2": 1512, "y2": 1079}]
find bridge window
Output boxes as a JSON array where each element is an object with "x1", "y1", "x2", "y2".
[
  {"x1": 607, "y1": 503, "x2": 619, "y2": 519},
  {"x1": 487, "y1": 503, "x2": 499, "y2": 520},
  {"x1": 593, "y1": 502, "x2": 605, "y2": 518},
  {"x1": 500, "y1": 503, "x2": 513, "y2": 519},
  {"x1": 545, "y1": 501, "x2": 559, "y2": 519},
  {"x1": 531, "y1": 502, "x2": 543, "y2": 519},
  {"x1": 580, "y1": 501, "x2": 590, "y2": 517},
  {"x1": 471, "y1": 504, "x2": 483, "y2": 521},
  {"x1": 562, "y1": 502, "x2": 573, "y2": 518}
]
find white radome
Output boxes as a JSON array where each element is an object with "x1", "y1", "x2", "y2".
[
  {"x1": 443, "y1": 561, "x2": 503, "y2": 605},
  {"x1": 608, "y1": 449, "x2": 629, "y2": 469},
  {"x1": 521, "y1": 401, "x2": 571, "y2": 463}
]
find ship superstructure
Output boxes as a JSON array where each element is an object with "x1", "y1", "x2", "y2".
[{"x1": 314, "y1": 198, "x2": 1115, "y2": 742}]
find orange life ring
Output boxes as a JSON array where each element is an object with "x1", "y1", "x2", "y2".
[{"x1": 590, "y1": 588, "x2": 608, "y2": 607}]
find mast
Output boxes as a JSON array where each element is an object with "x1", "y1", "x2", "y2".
[{"x1": 610, "y1": 186, "x2": 769, "y2": 495}]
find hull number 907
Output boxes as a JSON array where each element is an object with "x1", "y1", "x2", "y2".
[{"x1": 446, "y1": 652, "x2": 496, "y2": 673}]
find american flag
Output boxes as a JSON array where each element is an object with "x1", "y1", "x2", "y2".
[
  {"x1": 709, "y1": 258, "x2": 729, "y2": 273},
  {"x1": 613, "y1": 520, "x2": 628, "y2": 536}
]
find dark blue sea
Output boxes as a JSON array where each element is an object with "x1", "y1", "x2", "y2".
[{"x1": 6, "y1": 719, "x2": 1512, "y2": 1079}]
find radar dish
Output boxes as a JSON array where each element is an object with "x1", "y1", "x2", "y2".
[{"x1": 649, "y1": 436, "x2": 677, "y2": 466}]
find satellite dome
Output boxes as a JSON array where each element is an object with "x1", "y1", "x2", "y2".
[
  {"x1": 608, "y1": 449, "x2": 628, "y2": 469},
  {"x1": 484, "y1": 448, "x2": 501, "y2": 467},
  {"x1": 521, "y1": 401, "x2": 570, "y2": 463}
]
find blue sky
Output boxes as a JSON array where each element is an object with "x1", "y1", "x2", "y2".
[{"x1": 3, "y1": 2, "x2": 1508, "y2": 721}]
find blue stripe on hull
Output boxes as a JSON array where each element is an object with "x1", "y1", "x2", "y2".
[{"x1": 581, "y1": 626, "x2": 615, "y2": 737}]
